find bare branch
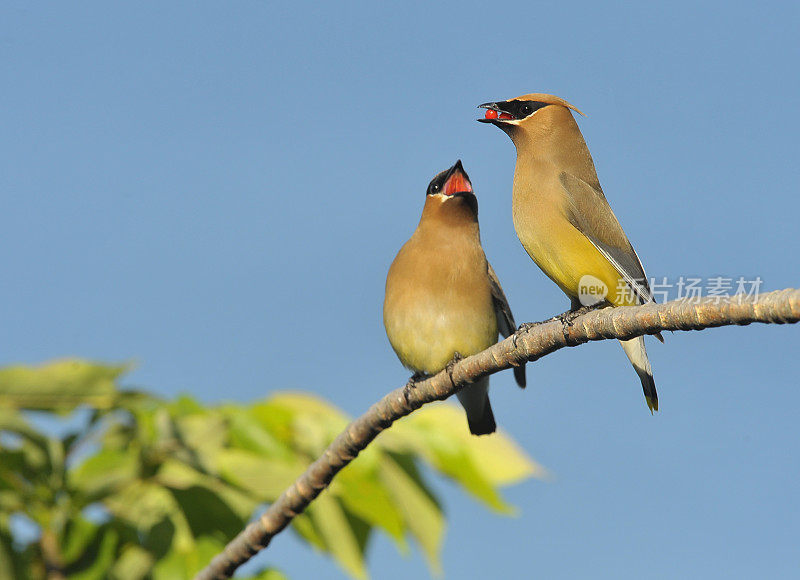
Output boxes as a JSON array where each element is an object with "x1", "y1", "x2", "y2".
[{"x1": 195, "y1": 289, "x2": 800, "y2": 580}]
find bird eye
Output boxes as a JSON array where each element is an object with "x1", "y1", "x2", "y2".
[
  {"x1": 431, "y1": 183, "x2": 440, "y2": 192},
  {"x1": 522, "y1": 104, "x2": 532, "y2": 115}
]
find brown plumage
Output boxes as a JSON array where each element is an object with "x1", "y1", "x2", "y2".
[
  {"x1": 479, "y1": 93, "x2": 661, "y2": 412},
  {"x1": 383, "y1": 160, "x2": 525, "y2": 435}
]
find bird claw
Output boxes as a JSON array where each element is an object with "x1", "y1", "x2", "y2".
[
  {"x1": 513, "y1": 322, "x2": 538, "y2": 348},
  {"x1": 445, "y1": 352, "x2": 464, "y2": 386},
  {"x1": 554, "y1": 303, "x2": 607, "y2": 340},
  {"x1": 558, "y1": 303, "x2": 605, "y2": 326},
  {"x1": 446, "y1": 351, "x2": 464, "y2": 372},
  {"x1": 511, "y1": 304, "x2": 606, "y2": 346},
  {"x1": 403, "y1": 372, "x2": 427, "y2": 404}
]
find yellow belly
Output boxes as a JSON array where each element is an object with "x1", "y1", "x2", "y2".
[
  {"x1": 515, "y1": 213, "x2": 634, "y2": 307},
  {"x1": 385, "y1": 301, "x2": 498, "y2": 374}
]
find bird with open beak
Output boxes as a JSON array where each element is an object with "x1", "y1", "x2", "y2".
[
  {"x1": 383, "y1": 160, "x2": 526, "y2": 435},
  {"x1": 478, "y1": 93, "x2": 662, "y2": 412}
]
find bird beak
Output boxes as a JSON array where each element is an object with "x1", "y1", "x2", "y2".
[
  {"x1": 477, "y1": 101, "x2": 514, "y2": 124},
  {"x1": 442, "y1": 159, "x2": 473, "y2": 196}
]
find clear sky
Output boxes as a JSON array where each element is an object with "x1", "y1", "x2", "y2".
[{"x1": 3, "y1": 1, "x2": 800, "y2": 578}]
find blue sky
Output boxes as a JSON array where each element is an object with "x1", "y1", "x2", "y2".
[{"x1": 2, "y1": 1, "x2": 799, "y2": 578}]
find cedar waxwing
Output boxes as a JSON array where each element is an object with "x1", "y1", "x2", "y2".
[
  {"x1": 384, "y1": 160, "x2": 526, "y2": 435},
  {"x1": 478, "y1": 93, "x2": 662, "y2": 412}
]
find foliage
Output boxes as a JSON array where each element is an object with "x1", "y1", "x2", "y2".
[{"x1": 0, "y1": 360, "x2": 541, "y2": 579}]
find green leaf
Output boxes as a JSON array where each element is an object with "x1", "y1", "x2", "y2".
[
  {"x1": 170, "y1": 394, "x2": 205, "y2": 415},
  {"x1": 170, "y1": 486, "x2": 247, "y2": 541},
  {"x1": 65, "y1": 524, "x2": 120, "y2": 580},
  {"x1": 150, "y1": 535, "x2": 227, "y2": 580},
  {"x1": 309, "y1": 492, "x2": 368, "y2": 580},
  {"x1": 153, "y1": 459, "x2": 207, "y2": 490},
  {"x1": 141, "y1": 518, "x2": 176, "y2": 561},
  {"x1": 69, "y1": 448, "x2": 140, "y2": 501},
  {"x1": 0, "y1": 409, "x2": 49, "y2": 448},
  {"x1": 0, "y1": 531, "x2": 25, "y2": 580},
  {"x1": 109, "y1": 543, "x2": 155, "y2": 580},
  {"x1": 332, "y1": 464, "x2": 406, "y2": 545},
  {"x1": 173, "y1": 411, "x2": 227, "y2": 469},
  {"x1": 0, "y1": 488, "x2": 25, "y2": 513},
  {"x1": 223, "y1": 406, "x2": 293, "y2": 459},
  {"x1": 253, "y1": 393, "x2": 350, "y2": 456},
  {"x1": 241, "y1": 568, "x2": 289, "y2": 580},
  {"x1": 379, "y1": 454, "x2": 444, "y2": 573},
  {"x1": 393, "y1": 415, "x2": 512, "y2": 512},
  {"x1": 291, "y1": 512, "x2": 326, "y2": 551},
  {"x1": 155, "y1": 459, "x2": 256, "y2": 520},
  {"x1": 0, "y1": 362, "x2": 543, "y2": 580},
  {"x1": 149, "y1": 543, "x2": 192, "y2": 580},
  {"x1": 0, "y1": 437, "x2": 51, "y2": 503},
  {"x1": 384, "y1": 402, "x2": 545, "y2": 511},
  {"x1": 62, "y1": 515, "x2": 102, "y2": 565},
  {"x1": 105, "y1": 482, "x2": 194, "y2": 552},
  {"x1": 0, "y1": 359, "x2": 127, "y2": 412},
  {"x1": 216, "y1": 449, "x2": 306, "y2": 501}
]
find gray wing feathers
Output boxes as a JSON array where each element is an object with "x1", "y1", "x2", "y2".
[
  {"x1": 559, "y1": 172, "x2": 664, "y2": 343},
  {"x1": 558, "y1": 172, "x2": 654, "y2": 305},
  {"x1": 487, "y1": 262, "x2": 517, "y2": 336},
  {"x1": 487, "y1": 262, "x2": 527, "y2": 388}
]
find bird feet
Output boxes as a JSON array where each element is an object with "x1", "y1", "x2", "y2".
[
  {"x1": 556, "y1": 303, "x2": 605, "y2": 325},
  {"x1": 512, "y1": 303, "x2": 607, "y2": 346},
  {"x1": 403, "y1": 372, "x2": 428, "y2": 404},
  {"x1": 445, "y1": 352, "x2": 464, "y2": 386},
  {"x1": 513, "y1": 322, "x2": 540, "y2": 348},
  {"x1": 555, "y1": 302, "x2": 607, "y2": 337}
]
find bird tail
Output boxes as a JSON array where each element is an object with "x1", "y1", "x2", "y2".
[
  {"x1": 513, "y1": 364, "x2": 527, "y2": 389},
  {"x1": 456, "y1": 377, "x2": 496, "y2": 435},
  {"x1": 619, "y1": 336, "x2": 658, "y2": 412}
]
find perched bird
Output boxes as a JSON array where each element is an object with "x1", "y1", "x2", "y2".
[
  {"x1": 384, "y1": 160, "x2": 526, "y2": 435},
  {"x1": 478, "y1": 93, "x2": 661, "y2": 412}
]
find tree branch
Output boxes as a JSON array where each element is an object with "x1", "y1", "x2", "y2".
[{"x1": 195, "y1": 289, "x2": 800, "y2": 580}]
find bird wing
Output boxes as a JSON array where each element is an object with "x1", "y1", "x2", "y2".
[
  {"x1": 558, "y1": 171, "x2": 654, "y2": 305},
  {"x1": 487, "y1": 262, "x2": 527, "y2": 388}
]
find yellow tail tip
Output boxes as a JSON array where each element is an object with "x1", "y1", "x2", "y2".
[{"x1": 646, "y1": 397, "x2": 659, "y2": 413}]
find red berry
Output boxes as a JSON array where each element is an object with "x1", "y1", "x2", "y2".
[
  {"x1": 499, "y1": 112, "x2": 513, "y2": 120},
  {"x1": 484, "y1": 109, "x2": 498, "y2": 119}
]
